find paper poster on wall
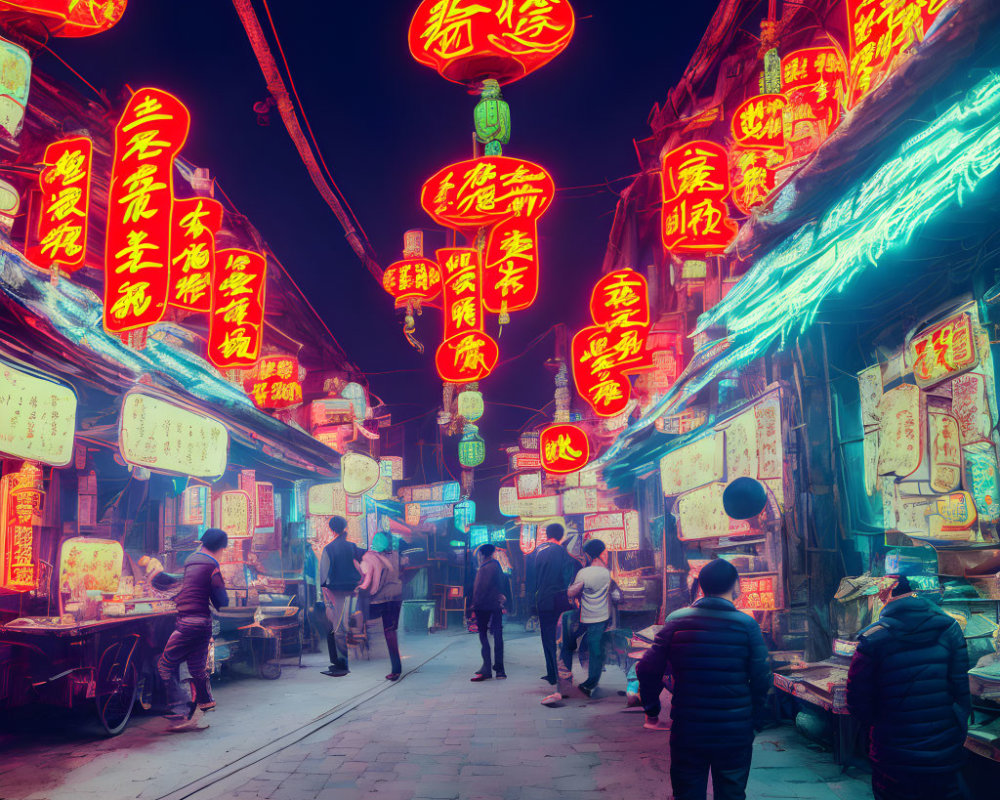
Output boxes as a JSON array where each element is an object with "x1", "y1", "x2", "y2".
[
  {"x1": 660, "y1": 434, "x2": 723, "y2": 496},
  {"x1": 928, "y1": 411, "x2": 962, "y2": 494},
  {"x1": 858, "y1": 365, "x2": 883, "y2": 428},
  {"x1": 563, "y1": 488, "x2": 599, "y2": 515},
  {"x1": 964, "y1": 442, "x2": 1000, "y2": 523},
  {"x1": 307, "y1": 483, "x2": 345, "y2": 517},
  {"x1": 676, "y1": 483, "x2": 728, "y2": 541},
  {"x1": 864, "y1": 431, "x2": 880, "y2": 497},
  {"x1": 754, "y1": 392, "x2": 782, "y2": 481},
  {"x1": 517, "y1": 472, "x2": 543, "y2": 499},
  {"x1": 499, "y1": 486, "x2": 519, "y2": 517},
  {"x1": 952, "y1": 372, "x2": 992, "y2": 445},
  {"x1": 877, "y1": 385, "x2": 923, "y2": 477},
  {"x1": 721, "y1": 408, "x2": 758, "y2": 480},
  {"x1": 517, "y1": 494, "x2": 561, "y2": 519},
  {"x1": 255, "y1": 482, "x2": 275, "y2": 530},
  {"x1": 217, "y1": 491, "x2": 252, "y2": 538}
]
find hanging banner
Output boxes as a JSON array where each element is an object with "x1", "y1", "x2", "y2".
[
  {"x1": 964, "y1": 442, "x2": 1000, "y2": 524},
  {"x1": 27, "y1": 136, "x2": 92, "y2": 271},
  {"x1": 483, "y1": 215, "x2": 539, "y2": 316},
  {"x1": 208, "y1": 248, "x2": 267, "y2": 370},
  {"x1": 660, "y1": 140, "x2": 738, "y2": 253},
  {"x1": 1, "y1": 463, "x2": 42, "y2": 591},
  {"x1": 731, "y1": 94, "x2": 788, "y2": 151},
  {"x1": 104, "y1": 88, "x2": 190, "y2": 333},
  {"x1": 877, "y1": 384, "x2": 924, "y2": 477},
  {"x1": 730, "y1": 146, "x2": 782, "y2": 214},
  {"x1": 168, "y1": 196, "x2": 223, "y2": 311},
  {"x1": 858, "y1": 364, "x2": 883, "y2": 427},
  {"x1": 781, "y1": 46, "x2": 847, "y2": 157},
  {"x1": 435, "y1": 247, "x2": 498, "y2": 383}
]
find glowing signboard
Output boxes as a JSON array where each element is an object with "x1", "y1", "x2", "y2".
[
  {"x1": 734, "y1": 573, "x2": 779, "y2": 612},
  {"x1": 382, "y1": 257, "x2": 442, "y2": 306},
  {"x1": 243, "y1": 355, "x2": 302, "y2": 410},
  {"x1": 421, "y1": 156, "x2": 554, "y2": 230},
  {"x1": 0, "y1": 361, "x2": 76, "y2": 466},
  {"x1": 58, "y1": 537, "x2": 122, "y2": 595},
  {"x1": 483, "y1": 215, "x2": 539, "y2": 316},
  {"x1": 730, "y1": 147, "x2": 782, "y2": 214},
  {"x1": 408, "y1": 0, "x2": 575, "y2": 86},
  {"x1": 910, "y1": 312, "x2": 978, "y2": 389},
  {"x1": 660, "y1": 140, "x2": 738, "y2": 253},
  {"x1": 168, "y1": 197, "x2": 223, "y2": 312},
  {"x1": 539, "y1": 424, "x2": 588, "y2": 474},
  {"x1": 105, "y1": 88, "x2": 190, "y2": 333},
  {"x1": 208, "y1": 248, "x2": 267, "y2": 370},
  {"x1": 27, "y1": 137, "x2": 92, "y2": 271},
  {"x1": 781, "y1": 47, "x2": 847, "y2": 155},
  {"x1": 0, "y1": 36, "x2": 30, "y2": 138},
  {"x1": 731, "y1": 94, "x2": 787, "y2": 150},
  {"x1": 847, "y1": 0, "x2": 951, "y2": 107},
  {"x1": 435, "y1": 247, "x2": 499, "y2": 383},
  {"x1": 119, "y1": 392, "x2": 228, "y2": 479},
  {"x1": 571, "y1": 269, "x2": 653, "y2": 418},
  {"x1": 1, "y1": 462, "x2": 41, "y2": 591},
  {"x1": 0, "y1": 1, "x2": 128, "y2": 37}
]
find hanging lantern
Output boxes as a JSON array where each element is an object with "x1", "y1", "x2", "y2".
[
  {"x1": 540, "y1": 424, "x2": 589, "y2": 474},
  {"x1": 0, "y1": 1, "x2": 128, "y2": 37},
  {"x1": 474, "y1": 79, "x2": 510, "y2": 156},
  {"x1": 457, "y1": 390, "x2": 484, "y2": 423},
  {"x1": 458, "y1": 424, "x2": 486, "y2": 468}
]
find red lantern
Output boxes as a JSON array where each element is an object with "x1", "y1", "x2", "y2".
[
  {"x1": 540, "y1": 424, "x2": 589, "y2": 474},
  {"x1": 421, "y1": 156, "x2": 554, "y2": 231},
  {"x1": 408, "y1": 0, "x2": 575, "y2": 86},
  {"x1": 483, "y1": 215, "x2": 539, "y2": 315},
  {"x1": 243, "y1": 356, "x2": 303, "y2": 410},
  {"x1": 730, "y1": 147, "x2": 782, "y2": 215},
  {"x1": 27, "y1": 136, "x2": 92, "y2": 272},
  {"x1": 168, "y1": 197, "x2": 223, "y2": 311},
  {"x1": 435, "y1": 247, "x2": 499, "y2": 383},
  {"x1": 781, "y1": 46, "x2": 846, "y2": 152},
  {"x1": 731, "y1": 94, "x2": 787, "y2": 151},
  {"x1": 208, "y1": 248, "x2": 267, "y2": 370},
  {"x1": 0, "y1": 1, "x2": 127, "y2": 37},
  {"x1": 436, "y1": 331, "x2": 499, "y2": 384},
  {"x1": 661, "y1": 140, "x2": 738, "y2": 254},
  {"x1": 104, "y1": 88, "x2": 190, "y2": 333},
  {"x1": 382, "y1": 257, "x2": 442, "y2": 306}
]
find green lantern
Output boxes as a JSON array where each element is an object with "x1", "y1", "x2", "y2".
[
  {"x1": 474, "y1": 79, "x2": 511, "y2": 157},
  {"x1": 458, "y1": 424, "x2": 486, "y2": 468},
  {"x1": 457, "y1": 390, "x2": 484, "y2": 422}
]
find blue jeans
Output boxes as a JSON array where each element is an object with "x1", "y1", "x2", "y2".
[{"x1": 561, "y1": 618, "x2": 607, "y2": 690}]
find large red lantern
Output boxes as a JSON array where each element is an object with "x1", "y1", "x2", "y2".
[
  {"x1": 781, "y1": 47, "x2": 846, "y2": 147},
  {"x1": 540, "y1": 424, "x2": 589, "y2": 474},
  {"x1": 208, "y1": 248, "x2": 267, "y2": 370},
  {"x1": 382, "y1": 257, "x2": 442, "y2": 306},
  {"x1": 731, "y1": 95, "x2": 787, "y2": 151},
  {"x1": 27, "y1": 136, "x2": 92, "y2": 272},
  {"x1": 408, "y1": 0, "x2": 575, "y2": 86},
  {"x1": 243, "y1": 356, "x2": 303, "y2": 410},
  {"x1": 661, "y1": 140, "x2": 738, "y2": 254},
  {"x1": 104, "y1": 88, "x2": 190, "y2": 333},
  {"x1": 168, "y1": 197, "x2": 223, "y2": 312},
  {"x1": 421, "y1": 156, "x2": 554, "y2": 231},
  {"x1": 0, "y1": 1, "x2": 127, "y2": 37}
]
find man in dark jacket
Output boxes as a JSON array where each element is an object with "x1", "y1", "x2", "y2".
[
  {"x1": 847, "y1": 575, "x2": 971, "y2": 800},
  {"x1": 470, "y1": 544, "x2": 508, "y2": 681},
  {"x1": 532, "y1": 523, "x2": 581, "y2": 685},
  {"x1": 319, "y1": 516, "x2": 365, "y2": 677},
  {"x1": 637, "y1": 558, "x2": 771, "y2": 800},
  {"x1": 157, "y1": 527, "x2": 229, "y2": 731}
]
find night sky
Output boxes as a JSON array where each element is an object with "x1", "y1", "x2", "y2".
[{"x1": 50, "y1": 1, "x2": 717, "y2": 516}]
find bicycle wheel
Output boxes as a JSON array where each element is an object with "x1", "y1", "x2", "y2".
[{"x1": 95, "y1": 638, "x2": 139, "y2": 736}]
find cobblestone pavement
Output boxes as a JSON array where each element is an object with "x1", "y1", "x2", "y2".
[{"x1": 0, "y1": 629, "x2": 873, "y2": 800}]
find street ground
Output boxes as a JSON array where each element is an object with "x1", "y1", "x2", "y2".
[{"x1": 0, "y1": 627, "x2": 872, "y2": 800}]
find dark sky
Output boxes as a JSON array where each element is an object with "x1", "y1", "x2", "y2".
[{"x1": 51, "y1": 1, "x2": 717, "y2": 516}]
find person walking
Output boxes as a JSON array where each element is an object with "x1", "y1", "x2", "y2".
[
  {"x1": 319, "y1": 516, "x2": 365, "y2": 677},
  {"x1": 636, "y1": 558, "x2": 771, "y2": 800},
  {"x1": 532, "y1": 523, "x2": 581, "y2": 687},
  {"x1": 362, "y1": 531, "x2": 404, "y2": 681},
  {"x1": 847, "y1": 575, "x2": 971, "y2": 800},
  {"x1": 156, "y1": 527, "x2": 229, "y2": 732},
  {"x1": 469, "y1": 544, "x2": 507, "y2": 681}
]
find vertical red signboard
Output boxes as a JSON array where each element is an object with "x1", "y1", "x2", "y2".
[
  {"x1": 483, "y1": 215, "x2": 540, "y2": 316},
  {"x1": 435, "y1": 247, "x2": 498, "y2": 383},
  {"x1": 28, "y1": 136, "x2": 92, "y2": 271},
  {"x1": 661, "y1": 140, "x2": 738, "y2": 253},
  {"x1": 104, "y1": 88, "x2": 190, "y2": 333},
  {"x1": 2, "y1": 463, "x2": 41, "y2": 591},
  {"x1": 169, "y1": 197, "x2": 223, "y2": 311},
  {"x1": 208, "y1": 248, "x2": 267, "y2": 370}
]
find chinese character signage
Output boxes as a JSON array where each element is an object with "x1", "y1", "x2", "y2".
[
  {"x1": 661, "y1": 141, "x2": 738, "y2": 253},
  {"x1": 216, "y1": 490, "x2": 252, "y2": 538},
  {"x1": 2, "y1": 1, "x2": 129, "y2": 37},
  {"x1": 421, "y1": 156, "x2": 554, "y2": 230},
  {"x1": 571, "y1": 269, "x2": 654, "y2": 418},
  {"x1": 208, "y1": 248, "x2": 267, "y2": 370},
  {"x1": 731, "y1": 94, "x2": 787, "y2": 150},
  {"x1": 104, "y1": 88, "x2": 190, "y2": 333},
  {"x1": 435, "y1": 247, "x2": 499, "y2": 383},
  {"x1": 28, "y1": 136, "x2": 92, "y2": 271},
  {"x1": 1, "y1": 462, "x2": 42, "y2": 591},
  {"x1": 734, "y1": 573, "x2": 779, "y2": 612},
  {"x1": 910, "y1": 312, "x2": 978, "y2": 389},
  {"x1": 119, "y1": 392, "x2": 228, "y2": 479},
  {"x1": 243, "y1": 355, "x2": 302, "y2": 410},
  {"x1": 483, "y1": 215, "x2": 539, "y2": 316},
  {"x1": 169, "y1": 197, "x2": 223, "y2": 311},
  {"x1": 540, "y1": 423, "x2": 589, "y2": 474},
  {"x1": 382, "y1": 257, "x2": 442, "y2": 306},
  {"x1": 730, "y1": 147, "x2": 782, "y2": 214},
  {"x1": 0, "y1": 360, "x2": 76, "y2": 466},
  {"x1": 408, "y1": 0, "x2": 575, "y2": 86},
  {"x1": 781, "y1": 46, "x2": 847, "y2": 155}
]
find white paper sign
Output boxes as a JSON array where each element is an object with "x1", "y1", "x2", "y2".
[{"x1": 0, "y1": 361, "x2": 76, "y2": 466}]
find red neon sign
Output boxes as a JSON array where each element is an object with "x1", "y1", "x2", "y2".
[
  {"x1": 408, "y1": 0, "x2": 575, "y2": 86},
  {"x1": 169, "y1": 197, "x2": 223, "y2": 312},
  {"x1": 660, "y1": 140, "x2": 738, "y2": 254},
  {"x1": 731, "y1": 94, "x2": 787, "y2": 150},
  {"x1": 540, "y1": 424, "x2": 589, "y2": 474},
  {"x1": 208, "y1": 248, "x2": 267, "y2": 370},
  {"x1": 730, "y1": 147, "x2": 781, "y2": 215},
  {"x1": 2, "y1": 462, "x2": 41, "y2": 591},
  {"x1": 434, "y1": 247, "x2": 499, "y2": 383},
  {"x1": 572, "y1": 269, "x2": 653, "y2": 418},
  {"x1": 421, "y1": 156, "x2": 554, "y2": 230},
  {"x1": 104, "y1": 88, "x2": 190, "y2": 333},
  {"x1": 382, "y1": 257, "x2": 442, "y2": 306},
  {"x1": 781, "y1": 46, "x2": 846, "y2": 154},
  {"x1": 243, "y1": 356, "x2": 303, "y2": 410},
  {"x1": 0, "y1": 1, "x2": 127, "y2": 37},
  {"x1": 27, "y1": 136, "x2": 92, "y2": 271},
  {"x1": 911, "y1": 312, "x2": 978, "y2": 389},
  {"x1": 483, "y1": 215, "x2": 539, "y2": 316}
]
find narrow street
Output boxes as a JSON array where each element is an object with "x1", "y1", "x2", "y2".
[{"x1": 1, "y1": 631, "x2": 871, "y2": 800}]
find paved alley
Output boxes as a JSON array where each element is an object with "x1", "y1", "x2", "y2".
[{"x1": 0, "y1": 629, "x2": 871, "y2": 800}]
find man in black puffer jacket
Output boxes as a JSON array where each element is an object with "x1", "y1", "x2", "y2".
[
  {"x1": 847, "y1": 575, "x2": 970, "y2": 800},
  {"x1": 637, "y1": 559, "x2": 771, "y2": 800}
]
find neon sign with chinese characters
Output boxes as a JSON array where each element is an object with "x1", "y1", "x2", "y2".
[
  {"x1": 539, "y1": 424, "x2": 589, "y2": 474},
  {"x1": 731, "y1": 94, "x2": 787, "y2": 151},
  {"x1": 382, "y1": 257, "x2": 442, "y2": 306},
  {"x1": 730, "y1": 147, "x2": 782, "y2": 214},
  {"x1": 910, "y1": 312, "x2": 978, "y2": 389},
  {"x1": 571, "y1": 269, "x2": 653, "y2": 418},
  {"x1": 104, "y1": 88, "x2": 190, "y2": 333},
  {"x1": 0, "y1": 1, "x2": 127, "y2": 37},
  {"x1": 28, "y1": 136, "x2": 92, "y2": 272},
  {"x1": 483, "y1": 214, "x2": 539, "y2": 316},
  {"x1": 208, "y1": 248, "x2": 267, "y2": 370},
  {"x1": 781, "y1": 46, "x2": 847, "y2": 156},
  {"x1": 243, "y1": 356, "x2": 303, "y2": 410},
  {"x1": 435, "y1": 247, "x2": 499, "y2": 383},
  {"x1": 408, "y1": 0, "x2": 575, "y2": 86},
  {"x1": 2, "y1": 461, "x2": 41, "y2": 591},
  {"x1": 169, "y1": 197, "x2": 223, "y2": 312},
  {"x1": 661, "y1": 141, "x2": 738, "y2": 253}
]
